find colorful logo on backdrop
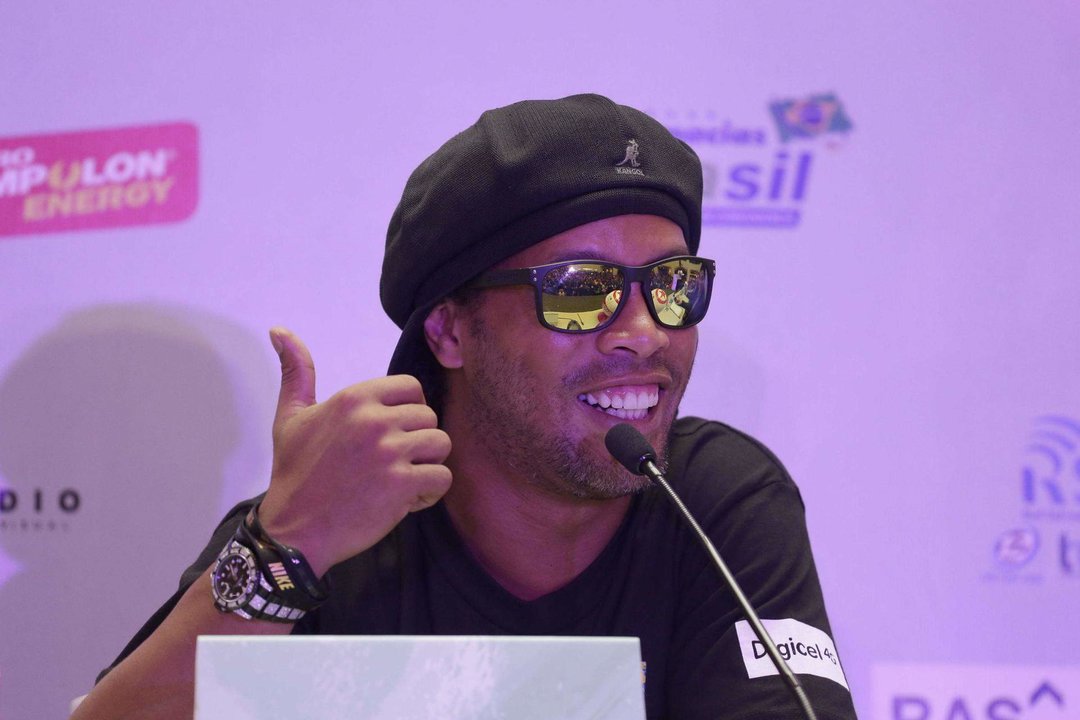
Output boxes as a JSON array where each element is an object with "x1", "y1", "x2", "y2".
[
  {"x1": 0, "y1": 122, "x2": 198, "y2": 238},
  {"x1": 665, "y1": 92, "x2": 853, "y2": 229},
  {"x1": 983, "y1": 415, "x2": 1080, "y2": 584},
  {"x1": 872, "y1": 664, "x2": 1076, "y2": 720},
  {"x1": 769, "y1": 94, "x2": 853, "y2": 143}
]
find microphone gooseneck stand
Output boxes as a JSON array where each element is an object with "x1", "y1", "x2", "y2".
[{"x1": 605, "y1": 423, "x2": 818, "y2": 720}]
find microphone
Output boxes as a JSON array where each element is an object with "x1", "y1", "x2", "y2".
[{"x1": 605, "y1": 424, "x2": 818, "y2": 720}]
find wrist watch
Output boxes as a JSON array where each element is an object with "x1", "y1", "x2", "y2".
[
  {"x1": 211, "y1": 537, "x2": 309, "y2": 621},
  {"x1": 210, "y1": 505, "x2": 329, "y2": 622}
]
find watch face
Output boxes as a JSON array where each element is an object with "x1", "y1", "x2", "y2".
[{"x1": 212, "y1": 542, "x2": 258, "y2": 611}]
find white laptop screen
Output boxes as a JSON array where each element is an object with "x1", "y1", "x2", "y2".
[{"x1": 195, "y1": 635, "x2": 646, "y2": 720}]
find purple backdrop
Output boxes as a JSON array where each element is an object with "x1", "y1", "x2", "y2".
[{"x1": 2, "y1": 2, "x2": 1079, "y2": 718}]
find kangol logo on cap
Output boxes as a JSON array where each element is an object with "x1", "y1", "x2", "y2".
[{"x1": 615, "y1": 139, "x2": 645, "y2": 176}]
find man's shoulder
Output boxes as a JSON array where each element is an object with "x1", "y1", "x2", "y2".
[
  {"x1": 667, "y1": 416, "x2": 802, "y2": 506},
  {"x1": 670, "y1": 416, "x2": 792, "y2": 473}
]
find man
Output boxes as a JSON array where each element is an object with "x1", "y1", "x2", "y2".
[{"x1": 74, "y1": 94, "x2": 856, "y2": 719}]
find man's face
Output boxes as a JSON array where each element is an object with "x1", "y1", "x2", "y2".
[{"x1": 449, "y1": 214, "x2": 699, "y2": 499}]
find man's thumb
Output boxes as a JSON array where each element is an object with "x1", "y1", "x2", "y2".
[{"x1": 271, "y1": 327, "x2": 316, "y2": 417}]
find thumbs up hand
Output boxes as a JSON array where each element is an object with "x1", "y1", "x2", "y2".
[{"x1": 256, "y1": 327, "x2": 452, "y2": 578}]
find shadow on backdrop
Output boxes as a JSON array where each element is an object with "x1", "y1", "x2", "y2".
[{"x1": 0, "y1": 304, "x2": 274, "y2": 720}]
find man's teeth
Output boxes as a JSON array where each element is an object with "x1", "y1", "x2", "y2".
[{"x1": 577, "y1": 389, "x2": 659, "y2": 420}]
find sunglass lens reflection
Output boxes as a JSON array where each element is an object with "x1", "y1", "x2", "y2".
[
  {"x1": 539, "y1": 264, "x2": 622, "y2": 331},
  {"x1": 648, "y1": 259, "x2": 708, "y2": 328}
]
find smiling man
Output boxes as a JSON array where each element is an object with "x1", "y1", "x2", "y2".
[{"x1": 74, "y1": 95, "x2": 857, "y2": 720}]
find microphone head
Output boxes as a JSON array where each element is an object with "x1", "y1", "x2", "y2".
[{"x1": 605, "y1": 423, "x2": 657, "y2": 476}]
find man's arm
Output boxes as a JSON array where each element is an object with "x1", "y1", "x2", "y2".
[
  {"x1": 663, "y1": 419, "x2": 858, "y2": 720},
  {"x1": 72, "y1": 571, "x2": 292, "y2": 719},
  {"x1": 72, "y1": 328, "x2": 452, "y2": 720}
]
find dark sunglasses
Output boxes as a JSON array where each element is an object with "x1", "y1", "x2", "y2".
[{"x1": 467, "y1": 255, "x2": 716, "y2": 333}]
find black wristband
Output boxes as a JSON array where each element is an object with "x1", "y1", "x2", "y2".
[{"x1": 238, "y1": 505, "x2": 331, "y2": 609}]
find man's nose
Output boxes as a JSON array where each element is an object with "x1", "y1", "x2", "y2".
[{"x1": 595, "y1": 283, "x2": 670, "y2": 357}]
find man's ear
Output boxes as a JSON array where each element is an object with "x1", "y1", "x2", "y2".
[{"x1": 424, "y1": 300, "x2": 465, "y2": 369}]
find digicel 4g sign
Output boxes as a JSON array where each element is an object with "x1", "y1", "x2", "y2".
[{"x1": 0, "y1": 122, "x2": 198, "y2": 238}]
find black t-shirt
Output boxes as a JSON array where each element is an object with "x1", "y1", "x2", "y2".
[{"x1": 104, "y1": 417, "x2": 857, "y2": 719}]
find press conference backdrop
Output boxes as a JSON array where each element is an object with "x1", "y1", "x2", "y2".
[{"x1": 1, "y1": 3, "x2": 1077, "y2": 718}]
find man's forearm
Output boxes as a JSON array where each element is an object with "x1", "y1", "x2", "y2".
[{"x1": 71, "y1": 571, "x2": 293, "y2": 720}]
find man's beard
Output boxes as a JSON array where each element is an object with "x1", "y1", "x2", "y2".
[{"x1": 458, "y1": 328, "x2": 684, "y2": 501}]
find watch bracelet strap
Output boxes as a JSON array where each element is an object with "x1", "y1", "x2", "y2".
[
  {"x1": 221, "y1": 538, "x2": 310, "y2": 623},
  {"x1": 241, "y1": 505, "x2": 331, "y2": 605}
]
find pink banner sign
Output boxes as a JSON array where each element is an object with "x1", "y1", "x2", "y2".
[{"x1": 0, "y1": 122, "x2": 198, "y2": 238}]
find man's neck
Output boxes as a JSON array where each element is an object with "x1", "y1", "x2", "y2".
[{"x1": 442, "y1": 444, "x2": 631, "y2": 602}]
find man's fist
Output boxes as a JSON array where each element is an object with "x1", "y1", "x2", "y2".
[{"x1": 257, "y1": 327, "x2": 452, "y2": 577}]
